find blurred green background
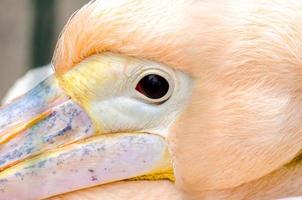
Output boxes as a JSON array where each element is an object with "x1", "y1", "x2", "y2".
[{"x1": 0, "y1": 0, "x2": 89, "y2": 98}]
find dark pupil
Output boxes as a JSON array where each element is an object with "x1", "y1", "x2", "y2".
[{"x1": 136, "y1": 74, "x2": 169, "y2": 99}]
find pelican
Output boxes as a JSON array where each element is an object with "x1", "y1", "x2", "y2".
[{"x1": 1, "y1": 0, "x2": 302, "y2": 199}]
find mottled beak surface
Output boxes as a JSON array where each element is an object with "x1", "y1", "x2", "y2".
[{"x1": 0, "y1": 53, "x2": 191, "y2": 200}]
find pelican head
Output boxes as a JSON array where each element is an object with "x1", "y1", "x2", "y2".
[{"x1": 1, "y1": 0, "x2": 302, "y2": 199}]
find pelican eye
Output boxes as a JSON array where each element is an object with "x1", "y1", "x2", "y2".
[{"x1": 135, "y1": 71, "x2": 174, "y2": 104}]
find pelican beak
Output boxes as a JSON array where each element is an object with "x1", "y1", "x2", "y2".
[{"x1": 0, "y1": 72, "x2": 173, "y2": 199}]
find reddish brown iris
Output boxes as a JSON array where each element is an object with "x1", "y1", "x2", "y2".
[{"x1": 136, "y1": 74, "x2": 169, "y2": 100}]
